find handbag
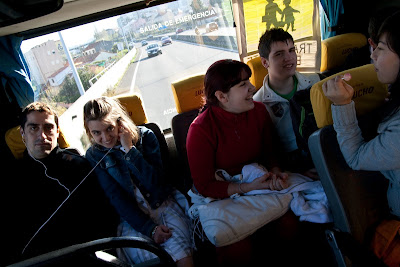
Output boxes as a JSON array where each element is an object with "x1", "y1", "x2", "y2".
[
  {"x1": 188, "y1": 190, "x2": 292, "y2": 247},
  {"x1": 370, "y1": 219, "x2": 400, "y2": 267}
]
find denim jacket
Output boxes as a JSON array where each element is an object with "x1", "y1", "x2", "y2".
[{"x1": 85, "y1": 126, "x2": 172, "y2": 237}]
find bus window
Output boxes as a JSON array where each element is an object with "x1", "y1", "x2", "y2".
[
  {"x1": 21, "y1": 1, "x2": 240, "y2": 153},
  {"x1": 234, "y1": 0, "x2": 321, "y2": 72}
]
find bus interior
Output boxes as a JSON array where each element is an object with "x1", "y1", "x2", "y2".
[{"x1": 1, "y1": 0, "x2": 399, "y2": 266}]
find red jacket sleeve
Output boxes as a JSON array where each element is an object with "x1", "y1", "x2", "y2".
[{"x1": 186, "y1": 118, "x2": 230, "y2": 199}]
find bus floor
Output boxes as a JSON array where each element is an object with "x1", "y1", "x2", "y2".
[{"x1": 192, "y1": 213, "x2": 336, "y2": 266}]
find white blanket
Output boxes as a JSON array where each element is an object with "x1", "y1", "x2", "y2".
[{"x1": 206, "y1": 163, "x2": 332, "y2": 224}]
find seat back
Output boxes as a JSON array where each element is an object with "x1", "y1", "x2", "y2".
[
  {"x1": 246, "y1": 56, "x2": 268, "y2": 91},
  {"x1": 171, "y1": 73, "x2": 205, "y2": 114},
  {"x1": 308, "y1": 126, "x2": 388, "y2": 266},
  {"x1": 171, "y1": 75, "x2": 205, "y2": 192},
  {"x1": 320, "y1": 33, "x2": 367, "y2": 75},
  {"x1": 310, "y1": 64, "x2": 388, "y2": 129},
  {"x1": 171, "y1": 109, "x2": 199, "y2": 192},
  {"x1": 115, "y1": 93, "x2": 148, "y2": 125},
  {"x1": 5, "y1": 125, "x2": 70, "y2": 159}
]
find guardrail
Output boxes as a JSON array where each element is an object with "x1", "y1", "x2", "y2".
[{"x1": 89, "y1": 61, "x2": 116, "y2": 86}]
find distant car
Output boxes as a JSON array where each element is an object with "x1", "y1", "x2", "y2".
[
  {"x1": 141, "y1": 40, "x2": 148, "y2": 46},
  {"x1": 205, "y1": 22, "x2": 218, "y2": 33},
  {"x1": 161, "y1": 36, "x2": 172, "y2": 46},
  {"x1": 176, "y1": 28, "x2": 183, "y2": 34},
  {"x1": 146, "y1": 43, "x2": 162, "y2": 57},
  {"x1": 128, "y1": 42, "x2": 135, "y2": 49}
]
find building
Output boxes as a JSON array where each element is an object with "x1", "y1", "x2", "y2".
[{"x1": 24, "y1": 39, "x2": 66, "y2": 89}]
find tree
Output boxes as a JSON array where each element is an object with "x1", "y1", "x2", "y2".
[
  {"x1": 56, "y1": 66, "x2": 94, "y2": 103},
  {"x1": 78, "y1": 67, "x2": 94, "y2": 91},
  {"x1": 56, "y1": 75, "x2": 81, "y2": 104},
  {"x1": 191, "y1": 0, "x2": 207, "y2": 13}
]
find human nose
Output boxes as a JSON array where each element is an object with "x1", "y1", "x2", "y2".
[
  {"x1": 283, "y1": 51, "x2": 293, "y2": 61},
  {"x1": 371, "y1": 48, "x2": 377, "y2": 62},
  {"x1": 37, "y1": 128, "x2": 47, "y2": 140},
  {"x1": 102, "y1": 132, "x2": 111, "y2": 141},
  {"x1": 249, "y1": 82, "x2": 256, "y2": 93}
]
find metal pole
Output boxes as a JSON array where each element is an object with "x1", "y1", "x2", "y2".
[{"x1": 58, "y1": 31, "x2": 85, "y2": 95}]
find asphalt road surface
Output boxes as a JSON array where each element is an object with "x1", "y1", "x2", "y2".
[{"x1": 115, "y1": 39, "x2": 239, "y2": 130}]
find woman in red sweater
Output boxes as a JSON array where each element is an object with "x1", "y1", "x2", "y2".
[{"x1": 186, "y1": 59, "x2": 296, "y2": 265}]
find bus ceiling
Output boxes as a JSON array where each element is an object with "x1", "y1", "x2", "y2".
[{"x1": 0, "y1": 0, "x2": 177, "y2": 40}]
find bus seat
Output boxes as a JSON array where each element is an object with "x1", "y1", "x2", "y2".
[
  {"x1": 114, "y1": 93, "x2": 148, "y2": 125},
  {"x1": 308, "y1": 126, "x2": 388, "y2": 266},
  {"x1": 171, "y1": 109, "x2": 199, "y2": 193},
  {"x1": 246, "y1": 56, "x2": 268, "y2": 91},
  {"x1": 171, "y1": 73, "x2": 205, "y2": 114},
  {"x1": 170, "y1": 75, "x2": 205, "y2": 192},
  {"x1": 310, "y1": 64, "x2": 388, "y2": 129},
  {"x1": 5, "y1": 125, "x2": 70, "y2": 159},
  {"x1": 320, "y1": 33, "x2": 367, "y2": 75}
]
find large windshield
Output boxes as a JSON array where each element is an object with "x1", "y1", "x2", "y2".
[
  {"x1": 21, "y1": 0, "x2": 239, "y2": 153},
  {"x1": 147, "y1": 44, "x2": 159, "y2": 49}
]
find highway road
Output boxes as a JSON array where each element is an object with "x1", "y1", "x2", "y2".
[{"x1": 117, "y1": 38, "x2": 240, "y2": 130}]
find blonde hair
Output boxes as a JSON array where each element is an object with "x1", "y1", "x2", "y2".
[{"x1": 83, "y1": 97, "x2": 139, "y2": 145}]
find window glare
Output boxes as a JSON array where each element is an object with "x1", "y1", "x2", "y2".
[{"x1": 22, "y1": 0, "x2": 239, "y2": 153}]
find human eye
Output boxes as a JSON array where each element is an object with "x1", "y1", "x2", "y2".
[
  {"x1": 91, "y1": 130, "x2": 100, "y2": 136},
  {"x1": 28, "y1": 124, "x2": 38, "y2": 131},
  {"x1": 45, "y1": 124, "x2": 55, "y2": 132},
  {"x1": 107, "y1": 125, "x2": 115, "y2": 132}
]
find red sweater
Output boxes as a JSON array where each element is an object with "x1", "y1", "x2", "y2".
[{"x1": 186, "y1": 101, "x2": 279, "y2": 199}]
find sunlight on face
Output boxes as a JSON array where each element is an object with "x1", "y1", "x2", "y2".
[
  {"x1": 220, "y1": 70, "x2": 256, "y2": 114},
  {"x1": 87, "y1": 116, "x2": 119, "y2": 148}
]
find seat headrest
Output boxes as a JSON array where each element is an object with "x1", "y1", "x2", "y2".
[
  {"x1": 5, "y1": 126, "x2": 70, "y2": 159},
  {"x1": 320, "y1": 33, "x2": 367, "y2": 73},
  {"x1": 311, "y1": 64, "x2": 388, "y2": 128},
  {"x1": 246, "y1": 56, "x2": 268, "y2": 91},
  {"x1": 114, "y1": 93, "x2": 148, "y2": 125},
  {"x1": 171, "y1": 73, "x2": 205, "y2": 114}
]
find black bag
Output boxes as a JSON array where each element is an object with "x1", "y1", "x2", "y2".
[{"x1": 287, "y1": 87, "x2": 318, "y2": 172}]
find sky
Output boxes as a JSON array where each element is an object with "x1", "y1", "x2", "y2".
[{"x1": 21, "y1": 16, "x2": 119, "y2": 53}]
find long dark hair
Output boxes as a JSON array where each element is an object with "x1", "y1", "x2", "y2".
[
  {"x1": 377, "y1": 10, "x2": 400, "y2": 120},
  {"x1": 203, "y1": 59, "x2": 252, "y2": 108}
]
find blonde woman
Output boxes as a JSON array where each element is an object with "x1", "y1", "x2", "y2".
[{"x1": 83, "y1": 97, "x2": 194, "y2": 267}]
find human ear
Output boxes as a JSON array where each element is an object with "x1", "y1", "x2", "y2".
[
  {"x1": 260, "y1": 57, "x2": 269, "y2": 69},
  {"x1": 215, "y1": 90, "x2": 228, "y2": 103},
  {"x1": 368, "y1": 38, "x2": 377, "y2": 50}
]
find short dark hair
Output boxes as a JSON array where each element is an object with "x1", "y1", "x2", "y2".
[
  {"x1": 258, "y1": 28, "x2": 294, "y2": 59},
  {"x1": 204, "y1": 59, "x2": 252, "y2": 107},
  {"x1": 20, "y1": 102, "x2": 59, "y2": 129}
]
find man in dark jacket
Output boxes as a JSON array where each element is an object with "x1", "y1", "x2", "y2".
[{"x1": 2, "y1": 102, "x2": 118, "y2": 266}]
